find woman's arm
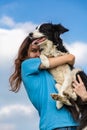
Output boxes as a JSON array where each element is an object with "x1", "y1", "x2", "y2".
[
  {"x1": 40, "y1": 54, "x2": 75, "y2": 69},
  {"x1": 72, "y1": 75, "x2": 87, "y2": 101}
]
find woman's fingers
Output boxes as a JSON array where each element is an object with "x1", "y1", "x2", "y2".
[
  {"x1": 77, "y1": 75, "x2": 84, "y2": 85},
  {"x1": 73, "y1": 75, "x2": 83, "y2": 87},
  {"x1": 72, "y1": 79, "x2": 79, "y2": 87},
  {"x1": 72, "y1": 74, "x2": 87, "y2": 101}
]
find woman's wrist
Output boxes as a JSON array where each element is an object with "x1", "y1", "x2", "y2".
[{"x1": 81, "y1": 92, "x2": 87, "y2": 101}]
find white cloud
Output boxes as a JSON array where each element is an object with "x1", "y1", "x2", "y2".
[
  {"x1": 0, "y1": 28, "x2": 27, "y2": 62},
  {"x1": 0, "y1": 16, "x2": 37, "y2": 31},
  {"x1": 15, "y1": 22, "x2": 37, "y2": 32},
  {"x1": 0, "y1": 104, "x2": 34, "y2": 119},
  {"x1": 0, "y1": 16, "x2": 15, "y2": 27},
  {"x1": 0, "y1": 124, "x2": 15, "y2": 130},
  {"x1": 65, "y1": 42, "x2": 87, "y2": 67},
  {"x1": 0, "y1": 104, "x2": 39, "y2": 130}
]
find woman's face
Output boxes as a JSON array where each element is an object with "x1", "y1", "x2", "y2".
[{"x1": 28, "y1": 44, "x2": 41, "y2": 58}]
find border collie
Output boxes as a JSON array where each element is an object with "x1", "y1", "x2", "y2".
[{"x1": 29, "y1": 23, "x2": 87, "y2": 130}]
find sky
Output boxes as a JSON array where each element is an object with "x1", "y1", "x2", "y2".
[{"x1": 0, "y1": 0, "x2": 87, "y2": 130}]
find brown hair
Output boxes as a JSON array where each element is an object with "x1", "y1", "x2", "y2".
[{"x1": 9, "y1": 36, "x2": 33, "y2": 92}]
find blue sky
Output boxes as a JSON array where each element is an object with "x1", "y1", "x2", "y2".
[
  {"x1": 0, "y1": 0, "x2": 87, "y2": 43},
  {"x1": 0, "y1": 1, "x2": 87, "y2": 130}
]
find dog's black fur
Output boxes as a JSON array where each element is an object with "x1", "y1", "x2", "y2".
[{"x1": 29, "y1": 23, "x2": 87, "y2": 130}]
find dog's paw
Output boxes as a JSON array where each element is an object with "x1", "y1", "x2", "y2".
[
  {"x1": 51, "y1": 93, "x2": 63, "y2": 109},
  {"x1": 71, "y1": 92, "x2": 77, "y2": 101},
  {"x1": 51, "y1": 93, "x2": 59, "y2": 100},
  {"x1": 40, "y1": 55, "x2": 50, "y2": 68},
  {"x1": 63, "y1": 91, "x2": 77, "y2": 101},
  {"x1": 51, "y1": 93, "x2": 72, "y2": 106},
  {"x1": 63, "y1": 91, "x2": 70, "y2": 98},
  {"x1": 56, "y1": 101, "x2": 63, "y2": 109}
]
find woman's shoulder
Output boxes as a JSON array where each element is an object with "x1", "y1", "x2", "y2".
[
  {"x1": 22, "y1": 58, "x2": 41, "y2": 66},
  {"x1": 21, "y1": 58, "x2": 41, "y2": 75},
  {"x1": 21, "y1": 58, "x2": 41, "y2": 71}
]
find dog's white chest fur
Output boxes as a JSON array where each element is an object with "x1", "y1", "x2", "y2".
[{"x1": 40, "y1": 40, "x2": 80, "y2": 109}]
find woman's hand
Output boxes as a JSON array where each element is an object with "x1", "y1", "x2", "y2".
[{"x1": 72, "y1": 75, "x2": 87, "y2": 101}]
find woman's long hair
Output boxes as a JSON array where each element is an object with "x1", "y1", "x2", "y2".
[{"x1": 9, "y1": 36, "x2": 33, "y2": 92}]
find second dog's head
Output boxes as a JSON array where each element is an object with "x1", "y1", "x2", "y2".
[{"x1": 29, "y1": 23, "x2": 69, "y2": 52}]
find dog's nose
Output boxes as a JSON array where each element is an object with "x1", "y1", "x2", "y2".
[{"x1": 29, "y1": 32, "x2": 33, "y2": 37}]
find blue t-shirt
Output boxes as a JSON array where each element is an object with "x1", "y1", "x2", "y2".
[{"x1": 21, "y1": 58, "x2": 78, "y2": 130}]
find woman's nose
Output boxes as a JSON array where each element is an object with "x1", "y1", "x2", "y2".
[{"x1": 36, "y1": 51, "x2": 40, "y2": 57}]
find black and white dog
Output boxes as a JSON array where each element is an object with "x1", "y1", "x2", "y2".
[{"x1": 29, "y1": 23, "x2": 87, "y2": 130}]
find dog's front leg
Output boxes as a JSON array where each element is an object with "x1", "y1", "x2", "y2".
[
  {"x1": 56, "y1": 71, "x2": 72, "y2": 109},
  {"x1": 40, "y1": 54, "x2": 50, "y2": 68}
]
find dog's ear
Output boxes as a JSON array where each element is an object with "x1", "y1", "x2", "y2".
[{"x1": 53, "y1": 24, "x2": 69, "y2": 35}]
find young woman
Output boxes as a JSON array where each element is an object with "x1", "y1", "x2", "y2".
[{"x1": 9, "y1": 36, "x2": 79, "y2": 130}]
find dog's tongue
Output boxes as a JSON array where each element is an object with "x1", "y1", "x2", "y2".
[{"x1": 32, "y1": 37, "x2": 46, "y2": 45}]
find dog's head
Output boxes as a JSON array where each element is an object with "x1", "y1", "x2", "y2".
[{"x1": 29, "y1": 23, "x2": 69, "y2": 52}]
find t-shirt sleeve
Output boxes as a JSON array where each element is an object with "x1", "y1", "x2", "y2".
[{"x1": 21, "y1": 58, "x2": 41, "y2": 76}]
